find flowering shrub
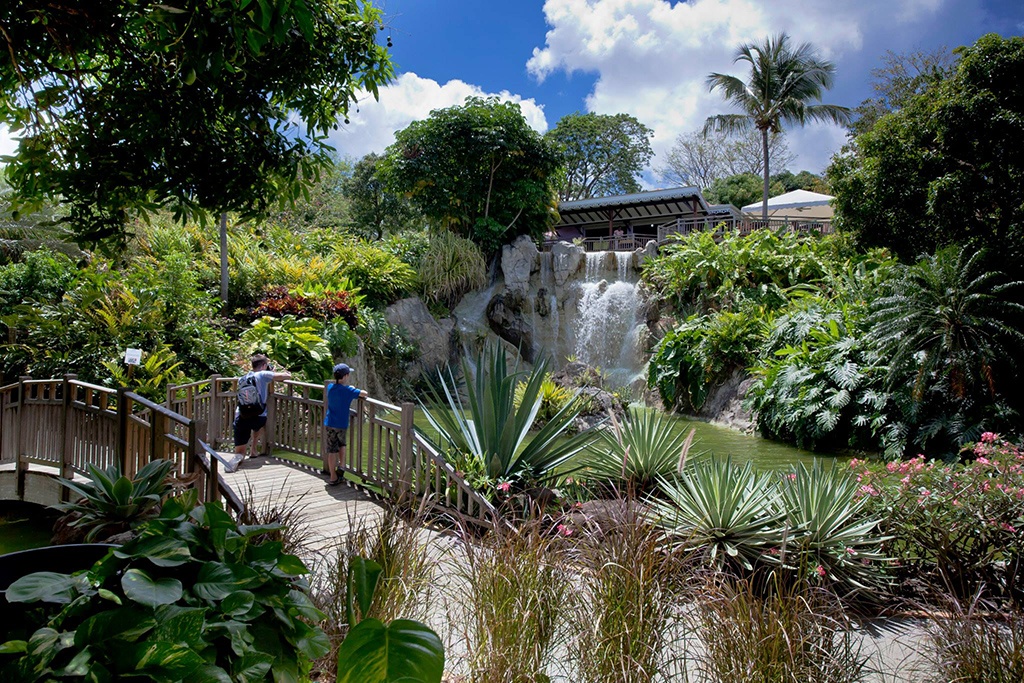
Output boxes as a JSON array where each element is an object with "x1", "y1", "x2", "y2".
[
  {"x1": 250, "y1": 286, "x2": 359, "y2": 329},
  {"x1": 851, "y1": 435, "x2": 1024, "y2": 604}
]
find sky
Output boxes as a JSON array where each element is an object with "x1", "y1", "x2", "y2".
[{"x1": 2, "y1": 0, "x2": 1023, "y2": 188}]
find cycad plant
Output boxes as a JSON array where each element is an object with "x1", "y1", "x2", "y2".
[
  {"x1": 652, "y1": 457, "x2": 785, "y2": 573},
  {"x1": 421, "y1": 345, "x2": 595, "y2": 488},
  {"x1": 582, "y1": 407, "x2": 696, "y2": 493},
  {"x1": 777, "y1": 461, "x2": 889, "y2": 594},
  {"x1": 868, "y1": 246, "x2": 1024, "y2": 454}
]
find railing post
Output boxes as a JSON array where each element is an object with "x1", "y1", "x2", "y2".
[
  {"x1": 60, "y1": 374, "x2": 77, "y2": 501},
  {"x1": 354, "y1": 394, "x2": 365, "y2": 476},
  {"x1": 322, "y1": 381, "x2": 331, "y2": 473},
  {"x1": 16, "y1": 375, "x2": 30, "y2": 500},
  {"x1": 208, "y1": 374, "x2": 221, "y2": 447},
  {"x1": 398, "y1": 402, "x2": 415, "y2": 501},
  {"x1": 188, "y1": 419, "x2": 201, "y2": 477},
  {"x1": 206, "y1": 451, "x2": 219, "y2": 505},
  {"x1": 264, "y1": 380, "x2": 276, "y2": 457},
  {"x1": 116, "y1": 387, "x2": 129, "y2": 476},
  {"x1": 150, "y1": 409, "x2": 165, "y2": 465}
]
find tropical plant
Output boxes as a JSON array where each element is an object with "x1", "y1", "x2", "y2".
[
  {"x1": 582, "y1": 407, "x2": 696, "y2": 492},
  {"x1": 653, "y1": 457, "x2": 785, "y2": 573},
  {"x1": 357, "y1": 308, "x2": 419, "y2": 400},
  {"x1": 334, "y1": 241, "x2": 417, "y2": 308},
  {"x1": 241, "y1": 314, "x2": 332, "y2": 381},
  {"x1": 416, "y1": 230, "x2": 487, "y2": 310},
  {"x1": 704, "y1": 32, "x2": 852, "y2": 218},
  {"x1": 867, "y1": 246, "x2": 1024, "y2": 455},
  {"x1": 251, "y1": 285, "x2": 361, "y2": 329},
  {"x1": 0, "y1": 497, "x2": 330, "y2": 681},
  {"x1": 514, "y1": 375, "x2": 572, "y2": 428},
  {"x1": 421, "y1": 345, "x2": 596, "y2": 488},
  {"x1": 776, "y1": 461, "x2": 889, "y2": 594},
  {"x1": 56, "y1": 459, "x2": 174, "y2": 542},
  {"x1": 925, "y1": 596, "x2": 1024, "y2": 683},
  {"x1": 102, "y1": 344, "x2": 185, "y2": 403}
]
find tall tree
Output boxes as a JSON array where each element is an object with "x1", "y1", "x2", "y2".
[
  {"x1": 380, "y1": 97, "x2": 559, "y2": 253},
  {"x1": 704, "y1": 33, "x2": 851, "y2": 218},
  {"x1": 545, "y1": 112, "x2": 653, "y2": 201},
  {"x1": 0, "y1": 0, "x2": 393, "y2": 250},
  {"x1": 344, "y1": 153, "x2": 417, "y2": 239},
  {"x1": 658, "y1": 129, "x2": 794, "y2": 191},
  {"x1": 828, "y1": 34, "x2": 1024, "y2": 263}
]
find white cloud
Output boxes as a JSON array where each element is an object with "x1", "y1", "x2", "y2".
[
  {"x1": 528, "y1": 0, "x2": 948, "y2": 177},
  {"x1": 328, "y1": 73, "x2": 549, "y2": 160}
]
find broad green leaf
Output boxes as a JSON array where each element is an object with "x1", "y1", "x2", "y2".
[
  {"x1": 112, "y1": 641, "x2": 205, "y2": 682},
  {"x1": 116, "y1": 535, "x2": 192, "y2": 567},
  {"x1": 230, "y1": 652, "x2": 274, "y2": 682},
  {"x1": 194, "y1": 562, "x2": 260, "y2": 601},
  {"x1": 152, "y1": 606, "x2": 207, "y2": 648},
  {"x1": 0, "y1": 640, "x2": 27, "y2": 654},
  {"x1": 347, "y1": 556, "x2": 382, "y2": 625},
  {"x1": 336, "y1": 618, "x2": 444, "y2": 683},
  {"x1": 6, "y1": 571, "x2": 85, "y2": 604},
  {"x1": 75, "y1": 607, "x2": 156, "y2": 647},
  {"x1": 220, "y1": 590, "x2": 256, "y2": 618},
  {"x1": 121, "y1": 568, "x2": 183, "y2": 607},
  {"x1": 275, "y1": 553, "x2": 308, "y2": 576}
]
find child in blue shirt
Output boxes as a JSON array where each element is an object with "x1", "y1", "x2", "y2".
[{"x1": 324, "y1": 363, "x2": 367, "y2": 485}]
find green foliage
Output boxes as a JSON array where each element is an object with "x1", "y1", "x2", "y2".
[
  {"x1": 57, "y1": 459, "x2": 174, "y2": 543},
  {"x1": 926, "y1": 598, "x2": 1024, "y2": 683},
  {"x1": 0, "y1": 249, "x2": 78, "y2": 317},
  {"x1": 416, "y1": 230, "x2": 487, "y2": 310},
  {"x1": 357, "y1": 309, "x2": 419, "y2": 400},
  {"x1": 654, "y1": 458, "x2": 786, "y2": 573},
  {"x1": 514, "y1": 375, "x2": 572, "y2": 428},
  {"x1": 829, "y1": 34, "x2": 1024, "y2": 262},
  {"x1": 866, "y1": 246, "x2": 1024, "y2": 456},
  {"x1": 545, "y1": 112, "x2": 654, "y2": 201},
  {"x1": 343, "y1": 153, "x2": 419, "y2": 240},
  {"x1": 582, "y1": 407, "x2": 696, "y2": 492},
  {"x1": 380, "y1": 97, "x2": 560, "y2": 253},
  {"x1": 333, "y1": 241, "x2": 417, "y2": 308},
  {"x1": 102, "y1": 345, "x2": 185, "y2": 403},
  {"x1": 1, "y1": 0, "x2": 394, "y2": 247},
  {"x1": 421, "y1": 345, "x2": 595, "y2": 488},
  {"x1": 251, "y1": 285, "x2": 361, "y2": 329},
  {"x1": 649, "y1": 306, "x2": 767, "y2": 412},
  {"x1": 748, "y1": 300, "x2": 903, "y2": 455},
  {"x1": 241, "y1": 315, "x2": 332, "y2": 381},
  {"x1": 703, "y1": 172, "x2": 785, "y2": 209},
  {"x1": 0, "y1": 498, "x2": 329, "y2": 681}
]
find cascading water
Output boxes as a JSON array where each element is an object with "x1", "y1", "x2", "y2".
[{"x1": 573, "y1": 252, "x2": 646, "y2": 388}]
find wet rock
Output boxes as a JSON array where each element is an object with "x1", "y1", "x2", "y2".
[
  {"x1": 550, "y1": 240, "x2": 584, "y2": 287},
  {"x1": 536, "y1": 288, "x2": 551, "y2": 317},
  {"x1": 699, "y1": 369, "x2": 757, "y2": 433}
]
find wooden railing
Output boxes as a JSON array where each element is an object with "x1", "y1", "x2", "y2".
[
  {"x1": 657, "y1": 215, "x2": 833, "y2": 241},
  {"x1": 167, "y1": 376, "x2": 501, "y2": 529},
  {"x1": 0, "y1": 375, "x2": 241, "y2": 513},
  {"x1": 542, "y1": 235, "x2": 657, "y2": 252}
]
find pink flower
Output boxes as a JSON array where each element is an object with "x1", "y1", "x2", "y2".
[
  {"x1": 787, "y1": 473, "x2": 797, "y2": 481},
  {"x1": 1001, "y1": 523, "x2": 1017, "y2": 533},
  {"x1": 976, "y1": 456, "x2": 990, "y2": 465},
  {"x1": 815, "y1": 565, "x2": 827, "y2": 577},
  {"x1": 981, "y1": 431, "x2": 998, "y2": 444},
  {"x1": 556, "y1": 524, "x2": 573, "y2": 537},
  {"x1": 497, "y1": 481, "x2": 511, "y2": 493},
  {"x1": 846, "y1": 548, "x2": 857, "y2": 556}
]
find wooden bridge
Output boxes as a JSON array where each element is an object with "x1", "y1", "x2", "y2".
[{"x1": 0, "y1": 374, "x2": 499, "y2": 530}]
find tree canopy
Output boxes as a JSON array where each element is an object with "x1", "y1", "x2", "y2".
[
  {"x1": 703, "y1": 173, "x2": 784, "y2": 209},
  {"x1": 705, "y1": 33, "x2": 850, "y2": 218},
  {"x1": 0, "y1": 0, "x2": 393, "y2": 248},
  {"x1": 380, "y1": 97, "x2": 560, "y2": 253},
  {"x1": 658, "y1": 129, "x2": 794, "y2": 190},
  {"x1": 344, "y1": 153, "x2": 418, "y2": 239},
  {"x1": 544, "y1": 112, "x2": 653, "y2": 201},
  {"x1": 828, "y1": 33, "x2": 1024, "y2": 263}
]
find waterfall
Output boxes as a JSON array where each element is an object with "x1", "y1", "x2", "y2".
[{"x1": 573, "y1": 252, "x2": 645, "y2": 388}]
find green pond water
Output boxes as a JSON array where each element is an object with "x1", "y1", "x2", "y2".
[{"x1": 0, "y1": 501, "x2": 58, "y2": 554}]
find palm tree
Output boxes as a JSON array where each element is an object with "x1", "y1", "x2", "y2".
[{"x1": 704, "y1": 33, "x2": 851, "y2": 219}]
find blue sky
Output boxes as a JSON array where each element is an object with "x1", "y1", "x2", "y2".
[
  {"x1": 2, "y1": 0, "x2": 1022, "y2": 185},
  {"x1": 327, "y1": 0, "x2": 1024, "y2": 183}
]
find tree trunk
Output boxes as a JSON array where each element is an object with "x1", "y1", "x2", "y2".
[
  {"x1": 761, "y1": 128, "x2": 770, "y2": 220},
  {"x1": 219, "y1": 212, "x2": 229, "y2": 306}
]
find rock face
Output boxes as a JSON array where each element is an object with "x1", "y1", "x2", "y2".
[
  {"x1": 385, "y1": 297, "x2": 455, "y2": 380},
  {"x1": 485, "y1": 290, "x2": 534, "y2": 363},
  {"x1": 550, "y1": 241, "x2": 584, "y2": 288},
  {"x1": 500, "y1": 235, "x2": 540, "y2": 296}
]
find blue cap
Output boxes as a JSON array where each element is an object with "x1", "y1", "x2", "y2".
[{"x1": 333, "y1": 363, "x2": 352, "y2": 378}]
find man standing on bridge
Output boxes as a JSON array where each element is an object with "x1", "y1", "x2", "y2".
[{"x1": 234, "y1": 354, "x2": 291, "y2": 461}]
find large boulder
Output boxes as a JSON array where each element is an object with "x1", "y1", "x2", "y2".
[
  {"x1": 549, "y1": 240, "x2": 584, "y2": 287},
  {"x1": 500, "y1": 235, "x2": 540, "y2": 296},
  {"x1": 385, "y1": 297, "x2": 455, "y2": 381}
]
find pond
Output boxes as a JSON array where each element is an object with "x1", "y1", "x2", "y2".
[{"x1": 0, "y1": 501, "x2": 59, "y2": 555}]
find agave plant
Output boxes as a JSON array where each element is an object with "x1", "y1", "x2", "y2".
[
  {"x1": 58, "y1": 458, "x2": 174, "y2": 542},
  {"x1": 777, "y1": 460, "x2": 889, "y2": 592},
  {"x1": 582, "y1": 407, "x2": 696, "y2": 492},
  {"x1": 652, "y1": 457, "x2": 785, "y2": 573},
  {"x1": 421, "y1": 345, "x2": 595, "y2": 487}
]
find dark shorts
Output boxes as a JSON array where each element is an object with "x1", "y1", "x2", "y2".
[
  {"x1": 233, "y1": 414, "x2": 267, "y2": 447},
  {"x1": 325, "y1": 426, "x2": 348, "y2": 453}
]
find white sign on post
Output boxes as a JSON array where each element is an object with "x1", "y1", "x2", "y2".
[{"x1": 124, "y1": 348, "x2": 143, "y2": 365}]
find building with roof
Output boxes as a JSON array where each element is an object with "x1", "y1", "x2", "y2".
[
  {"x1": 741, "y1": 189, "x2": 834, "y2": 220},
  {"x1": 551, "y1": 186, "x2": 710, "y2": 242}
]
